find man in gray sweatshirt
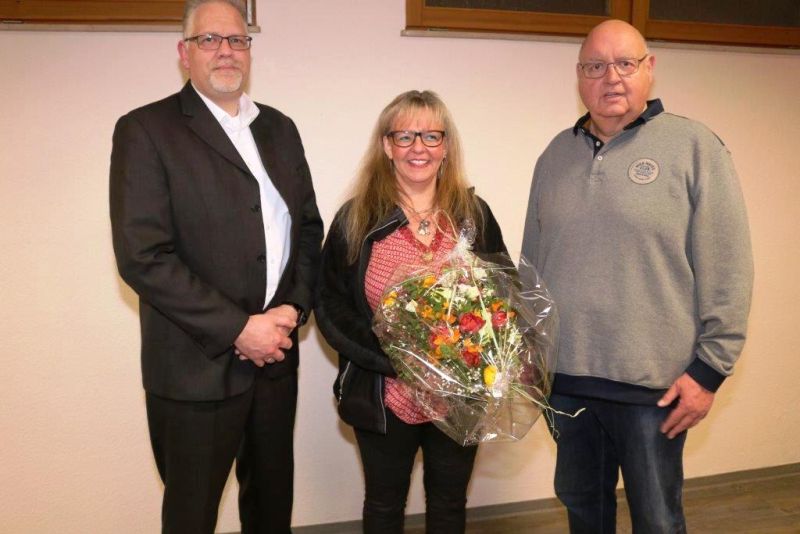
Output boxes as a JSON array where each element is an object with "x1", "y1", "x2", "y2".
[{"x1": 521, "y1": 20, "x2": 753, "y2": 533}]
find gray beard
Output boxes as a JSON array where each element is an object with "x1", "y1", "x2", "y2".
[{"x1": 210, "y1": 71, "x2": 243, "y2": 94}]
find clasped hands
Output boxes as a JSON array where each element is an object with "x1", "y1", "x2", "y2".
[{"x1": 234, "y1": 304, "x2": 298, "y2": 367}]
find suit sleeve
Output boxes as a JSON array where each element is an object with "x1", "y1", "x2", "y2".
[{"x1": 109, "y1": 113, "x2": 249, "y2": 357}]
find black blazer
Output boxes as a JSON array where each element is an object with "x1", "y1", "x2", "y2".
[
  {"x1": 315, "y1": 197, "x2": 508, "y2": 434},
  {"x1": 110, "y1": 82, "x2": 323, "y2": 401}
]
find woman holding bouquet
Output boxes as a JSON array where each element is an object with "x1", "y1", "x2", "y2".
[{"x1": 315, "y1": 90, "x2": 508, "y2": 533}]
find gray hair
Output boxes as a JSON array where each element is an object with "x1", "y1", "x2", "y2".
[{"x1": 183, "y1": 0, "x2": 247, "y2": 37}]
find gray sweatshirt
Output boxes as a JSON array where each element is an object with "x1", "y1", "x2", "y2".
[{"x1": 521, "y1": 100, "x2": 753, "y2": 403}]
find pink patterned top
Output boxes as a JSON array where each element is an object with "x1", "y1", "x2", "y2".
[{"x1": 365, "y1": 219, "x2": 455, "y2": 424}]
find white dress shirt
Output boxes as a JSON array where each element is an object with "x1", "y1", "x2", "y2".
[{"x1": 194, "y1": 85, "x2": 292, "y2": 309}]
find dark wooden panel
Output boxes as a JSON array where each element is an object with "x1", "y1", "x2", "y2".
[
  {"x1": 649, "y1": 0, "x2": 800, "y2": 28},
  {"x1": 425, "y1": 0, "x2": 609, "y2": 17},
  {"x1": 0, "y1": 0, "x2": 185, "y2": 24},
  {"x1": 0, "y1": 0, "x2": 256, "y2": 26},
  {"x1": 406, "y1": 0, "x2": 632, "y2": 36},
  {"x1": 633, "y1": 0, "x2": 800, "y2": 47}
]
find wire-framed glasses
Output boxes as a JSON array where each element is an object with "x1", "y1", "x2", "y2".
[
  {"x1": 183, "y1": 33, "x2": 252, "y2": 50},
  {"x1": 578, "y1": 54, "x2": 648, "y2": 78}
]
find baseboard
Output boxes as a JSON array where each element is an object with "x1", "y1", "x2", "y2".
[
  {"x1": 682, "y1": 462, "x2": 800, "y2": 491},
  {"x1": 226, "y1": 462, "x2": 800, "y2": 534}
]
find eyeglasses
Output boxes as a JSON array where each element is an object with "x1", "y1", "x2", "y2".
[
  {"x1": 578, "y1": 54, "x2": 648, "y2": 79},
  {"x1": 183, "y1": 33, "x2": 252, "y2": 51},
  {"x1": 386, "y1": 130, "x2": 446, "y2": 148}
]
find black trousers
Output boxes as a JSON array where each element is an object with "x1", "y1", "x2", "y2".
[
  {"x1": 354, "y1": 409, "x2": 478, "y2": 534},
  {"x1": 146, "y1": 371, "x2": 297, "y2": 534}
]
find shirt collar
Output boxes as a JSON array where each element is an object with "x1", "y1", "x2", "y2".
[
  {"x1": 192, "y1": 83, "x2": 260, "y2": 131},
  {"x1": 572, "y1": 98, "x2": 664, "y2": 136}
]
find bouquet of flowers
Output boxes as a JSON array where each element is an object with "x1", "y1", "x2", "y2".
[{"x1": 373, "y1": 225, "x2": 558, "y2": 446}]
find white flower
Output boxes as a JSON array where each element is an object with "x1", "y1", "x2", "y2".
[
  {"x1": 473, "y1": 267, "x2": 488, "y2": 280},
  {"x1": 439, "y1": 270, "x2": 458, "y2": 285},
  {"x1": 405, "y1": 300, "x2": 418, "y2": 313},
  {"x1": 457, "y1": 284, "x2": 480, "y2": 300}
]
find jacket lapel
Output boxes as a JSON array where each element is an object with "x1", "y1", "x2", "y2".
[
  {"x1": 249, "y1": 111, "x2": 293, "y2": 204},
  {"x1": 179, "y1": 82, "x2": 252, "y2": 177}
]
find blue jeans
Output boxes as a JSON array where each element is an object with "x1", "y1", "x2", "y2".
[{"x1": 549, "y1": 394, "x2": 687, "y2": 534}]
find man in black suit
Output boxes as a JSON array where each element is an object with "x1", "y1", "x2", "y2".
[{"x1": 109, "y1": 1, "x2": 322, "y2": 532}]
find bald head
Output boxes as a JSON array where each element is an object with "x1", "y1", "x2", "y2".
[
  {"x1": 576, "y1": 19, "x2": 655, "y2": 141},
  {"x1": 580, "y1": 20, "x2": 649, "y2": 61}
]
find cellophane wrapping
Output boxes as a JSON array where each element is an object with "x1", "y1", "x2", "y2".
[{"x1": 372, "y1": 228, "x2": 558, "y2": 446}]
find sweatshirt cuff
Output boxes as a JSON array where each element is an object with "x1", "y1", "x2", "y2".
[{"x1": 685, "y1": 358, "x2": 726, "y2": 392}]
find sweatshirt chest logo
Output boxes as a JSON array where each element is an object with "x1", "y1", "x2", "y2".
[{"x1": 628, "y1": 158, "x2": 660, "y2": 184}]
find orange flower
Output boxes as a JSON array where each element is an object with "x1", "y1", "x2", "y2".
[
  {"x1": 448, "y1": 329, "x2": 461, "y2": 343},
  {"x1": 420, "y1": 305, "x2": 435, "y2": 320},
  {"x1": 422, "y1": 275, "x2": 437, "y2": 288},
  {"x1": 491, "y1": 300, "x2": 505, "y2": 312},
  {"x1": 429, "y1": 324, "x2": 460, "y2": 352}
]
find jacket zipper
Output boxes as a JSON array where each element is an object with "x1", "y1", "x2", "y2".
[
  {"x1": 337, "y1": 360, "x2": 352, "y2": 404},
  {"x1": 356, "y1": 214, "x2": 401, "y2": 433}
]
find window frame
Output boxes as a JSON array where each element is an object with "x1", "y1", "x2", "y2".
[
  {"x1": 0, "y1": 0, "x2": 256, "y2": 29},
  {"x1": 405, "y1": 0, "x2": 800, "y2": 48},
  {"x1": 631, "y1": 0, "x2": 800, "y2": 48},
  {"x1": 406, "y1": 0, "x2": 633, "y2": 37}
]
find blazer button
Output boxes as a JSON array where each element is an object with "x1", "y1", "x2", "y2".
[
  {"x1": 256, "y1": 254, "x2": 266, "y2": 263},
  {"x1": 251, "y1": 204, "x2": 261, "y2": 213}
]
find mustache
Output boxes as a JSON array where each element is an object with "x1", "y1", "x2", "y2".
[{"x1": 212, "y1": 61, "x2": 242, "y2": 70}]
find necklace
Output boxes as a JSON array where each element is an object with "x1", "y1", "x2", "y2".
[
  {"x1": 418, "y1": 218, "x2": 431, "y2": 236},
  {"x1": 404, "y1": 204, "x2": 437, "y2": 236}
]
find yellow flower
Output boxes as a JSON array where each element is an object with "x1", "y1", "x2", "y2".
[
  {"x1": 483, "y1": 365, "x2": 498, "y2": 386},
  {"x1": 422, "y1": 275, "x2": 437, "y2": 288},
  {"x1": 383, "y1": 291, "x2": 398, "y2": 307}
]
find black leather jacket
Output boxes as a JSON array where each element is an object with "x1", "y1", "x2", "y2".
[{"x1": 315, "y1": 195, "x2": 508, "y2": 434}]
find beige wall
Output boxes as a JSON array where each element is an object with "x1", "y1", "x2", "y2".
[{"x1": 1, "y1": 1, "x2": 798, "y2": 532}]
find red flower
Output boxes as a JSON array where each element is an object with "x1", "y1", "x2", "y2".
[
  {"x1": 491, "y1": 310, "x2": 508, "y2": 328},
  {"x1": 462, "y1": 348, "x2": 481, "y2": 367},
  {"x1": 458, "y1": 312, "x2": 485, "y2": 335}
]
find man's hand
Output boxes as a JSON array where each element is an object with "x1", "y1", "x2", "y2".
[
  {"x1": 657, "y1": 373, "x2": 714, "y2": 439},
  {"x1": 265, "y1": 304, "x2": 300, "y2": 336},
  {"x1": 234, "y1": 311, "x2": 297, "y2": 366}
]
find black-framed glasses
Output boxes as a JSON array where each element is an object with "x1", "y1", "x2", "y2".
[
  {"x1": 183, "y1": 33, "x2": 252, "y2": 50},
  {"x1": 578, "y1": 54, "x2": 648, "y2": 79},
  {"x1": 386, "y1": 130, "x2": 446, "y2": 148}
]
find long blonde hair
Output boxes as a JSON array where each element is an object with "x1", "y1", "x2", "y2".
[{"x1": 342, "y1": 90, "x2": 480, "y2": 263}]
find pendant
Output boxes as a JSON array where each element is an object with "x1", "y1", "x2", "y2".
[{"x1": 418, "y1": 219, "x2": 430, "y2": 236}]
